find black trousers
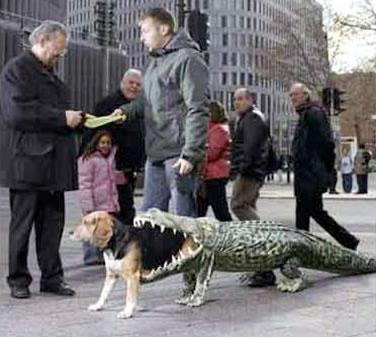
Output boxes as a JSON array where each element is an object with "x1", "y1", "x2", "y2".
[
  {"x1": 196, "y1": 178, "x2": 232, "y2": 221},
  {"x1": 117, "y1": 182, "x2": 135, "y2": 225},
  {"x1": 295, "y1": 192, "x2": 358, "y2": 248},
  {"x1": 7, "y1": 189, "x2": 65, "y2": 288},
  {"x1": 356, "y1": 174, "x2": 368, "y2": 193}
]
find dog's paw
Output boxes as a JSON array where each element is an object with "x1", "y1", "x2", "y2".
[
  {"x1": 88, "y1": 303, "x2": 103, "y2": 311},
  {"x1": 175, "y1": 295, "x2": 191, "y2": 305},
  {"x1": 117, "y1": 310, "x2": 133, "y2": 319},
  {"x1": 187, "y1": 295, "x2": 205, "y2": 307}
]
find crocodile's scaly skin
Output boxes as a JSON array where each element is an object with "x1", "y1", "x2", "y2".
[{"x1": 135, "y1": 209, "x2": 375, "y2": 307}]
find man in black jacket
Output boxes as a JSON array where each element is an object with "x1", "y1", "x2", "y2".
[
  {"x1": 230, "y1": 88, "x2": 276, "y2": 286},
  {"x1": 290, "y1": 83, "x2": 359, "y2": 250},
  {"x1": 0, "y1": 21, "x2": 83, "y2": 298},
  {"x1": 79, "y1": 69, "x2": 144, "y2": 265}
]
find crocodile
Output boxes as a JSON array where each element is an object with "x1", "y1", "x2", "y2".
[{"x1": 134, "y1": 208, "x2": 375, "y2": 307}]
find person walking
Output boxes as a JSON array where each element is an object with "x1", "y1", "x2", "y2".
[
  {"x1": 114, "y1": 7, "x2": 209, "y2": 217},
  {"x1": 78, "y1": 131, "x2": 126, "y2": 265},
  {"x1": 196, "y1": 101, "x2": 232, "y2": 221},
  {"x1": 230, "y1": 88, "x2": 276, "y2": 287},
  {"x1": 289, "y1": 82, "x2": 359, "y2": 250},
  {"x1": 354, "y1": 143, "x2": 371, "y2": 194},
  {"x1": 340, "y1": 147, "x2": 353, "y2": 193},
  {"x1": 0, "y1": 21, "x2": 83, "y2": 298},
  {"x1": 80, "y1": 69, "x2": 144, "y2": 226}
]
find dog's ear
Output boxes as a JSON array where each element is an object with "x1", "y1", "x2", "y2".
[{"x1": 91, "y1": 215, "x2": 114, "y2": 248}]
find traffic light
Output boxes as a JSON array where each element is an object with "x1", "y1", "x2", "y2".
[
  {"x1": 188, "y1": 10, "x2": 210, "y2": 51},
  {"x1": 322, "y1": 87, "x2": 332, "y2": 112},
  {"x1": 333, "y1": 88, "x2": 346, "y2": 114}
]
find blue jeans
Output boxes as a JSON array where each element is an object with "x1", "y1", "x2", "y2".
[
  {"x1": 141, "y1": 158, "x2": 197, "y2": 217},
  {"x1": 342, "y1": 173, "x2": 353, "y2": 193}
]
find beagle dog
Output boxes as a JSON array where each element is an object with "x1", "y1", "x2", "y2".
[{"x1": 70, "y1": 211, "x2": 193, "y2": 319}]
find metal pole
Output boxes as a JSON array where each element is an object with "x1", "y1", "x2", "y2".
[{"x1": 177, "y1": 0, "x2": 185, "y2": 27}]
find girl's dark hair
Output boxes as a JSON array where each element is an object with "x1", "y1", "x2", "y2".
[
  {"x1": 81, "y1": 130, "x2": 112, "y2": 161},
  {"x1": 209, "y1": 100, "x2": 229, "y2": 123}
]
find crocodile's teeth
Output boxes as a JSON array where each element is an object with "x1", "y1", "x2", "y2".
[
  {"x1": 160, "y1": 225, "x2": 165, "y2": 233},
  {"x1": 172, "y1": 256, "x2": 177, "y2": 264},
  {"x1": 150, "y1": 222, "x2": 155, "y2": 228},
  {"x1": 178, "y1": 250, "x2": 185, "y2": 259},
  {"x1": 163, "y1": 261, "x2": 168, "y2": 268},
  {"x1": 172, "y1": 228, "x2": 177, "y2": 235},
  {"x1": 183, "y1": 232, "x2": 187, "y2": 238},
  {"x1": 192, "y1": 236, "x2": 199, "y2": 243}
]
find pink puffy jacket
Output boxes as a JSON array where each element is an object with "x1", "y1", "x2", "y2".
[{"x1": 78, "y1": 147, "x2": 126, "y2": 215}]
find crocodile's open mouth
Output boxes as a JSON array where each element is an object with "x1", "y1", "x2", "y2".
[{"x1": 134, "y1": 216, "x2": 203, "y2": 281}]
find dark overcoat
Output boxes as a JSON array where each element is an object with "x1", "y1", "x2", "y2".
[
  {"x1": 0, "y1": 51, "x2": 78, "y2": 190},
  {"x1": 292, "y1": 101, "x2": 335, "y2": 196}
]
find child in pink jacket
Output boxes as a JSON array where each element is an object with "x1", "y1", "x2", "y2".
[{"x1": 78, "y1": 130, "x2": 126, "y2": 265}]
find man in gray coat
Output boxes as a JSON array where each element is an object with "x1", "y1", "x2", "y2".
[
  {"x1": 114, "y1": 8, "x2": 209, "y2": 217},
  {"x1": 0, "y1": 21, "x2": 83, "y2": 298}
]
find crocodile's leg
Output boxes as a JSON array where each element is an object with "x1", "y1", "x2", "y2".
[
  {"x1": 277, "y1": 257, "x2": 311, "y2": 292},
  {"x1": 187, "y1": 253, "x2": 215, "y2": 307},
  {"x1": 175, "y1": 271, "x2": 196, "y2": 305}
]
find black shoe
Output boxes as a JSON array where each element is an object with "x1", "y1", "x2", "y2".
[
  {"x1": 240, "y1": 271, "x2": 276, "y2": 287},
  {"x1": 40, "y1": 282, "x2": 75, "y2": 296},
  {"x1": 10, "y1": 286, "x2": 30, "y2": 299},
  {"x1": 345, "y1": 238, "x2": 360, "y2": 251}
]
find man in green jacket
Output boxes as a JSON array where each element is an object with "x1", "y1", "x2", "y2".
[{"x1": 115, "y1": 8, "x2": 209, "y2": 217}]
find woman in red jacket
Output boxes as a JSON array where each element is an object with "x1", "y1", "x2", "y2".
[{"x1": 196, "y1": 101, "x2": 232, "y2": 221}]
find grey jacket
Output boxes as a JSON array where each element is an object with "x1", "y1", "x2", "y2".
[{"x1": 120, "y1": 29, "x2": 209, "y2": 166}]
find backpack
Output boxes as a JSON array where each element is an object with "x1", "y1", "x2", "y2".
[{"x1": 265, "y1": 137, "x2": 279, "y2": 175}]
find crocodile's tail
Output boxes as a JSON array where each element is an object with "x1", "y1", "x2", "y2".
[{"x1": 297, "y1": 232, "x2": 376, "y2": 275}]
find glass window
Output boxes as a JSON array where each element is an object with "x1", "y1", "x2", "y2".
[
  {"x1": 240, "y1": 73, "x2": 245, "y2": 85},
  {"x1": 222, "y1": 33, "x2": 228, "y2": 46},
  {"x1": 248, "y1": 73, "x2": 253, "y2": 85},
  {"x1": 221, "y1": 15, "x2": 227, "y2": 28},
  {"x1": 222, "y1": 53, "x2": 228, "y2": 65},
  {"x1": 231, "y1": 52, "x2": 237, "y2": 66},
  {"x1": 222, "y1": 72, "x2": 227, "y2": 85},
  {"x1": 232, "y1": 72, "x2": 237, "y2": 85}
]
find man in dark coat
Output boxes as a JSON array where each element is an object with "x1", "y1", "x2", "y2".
[
  {"x1": 230, "y1": 88, "x2": 276, "y2": 287},
  {"x1": 0, "y1": 21, "x2": 83, "y2": 298},
  {"x1": 79, "y1": 69, "x2": 144, "y2": 265},
  {"x1": 290, "y1": 82, "x2": 359, "y2": 250}
]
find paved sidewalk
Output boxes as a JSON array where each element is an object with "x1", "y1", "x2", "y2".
[{"x1": 0, "y1": 174, "x2": 375, "y2": 336}]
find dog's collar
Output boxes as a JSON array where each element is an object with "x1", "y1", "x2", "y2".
[{"x1": 102, "y1": 217, "x2": 130, "y2": 257}]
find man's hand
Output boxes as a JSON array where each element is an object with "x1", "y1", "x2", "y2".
[
  {"x1": 172, "y1": 158, "x2": 194, "y2": 176},
  {"x1": 111, "y1": 108, "x2": 126, "y2": 124},
  {"x1": 111, "y1": 108, "x2": 123, "y2": 116},
  {"x1": 65, "y1": 110, "x2": 83, "y2": 128}
]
